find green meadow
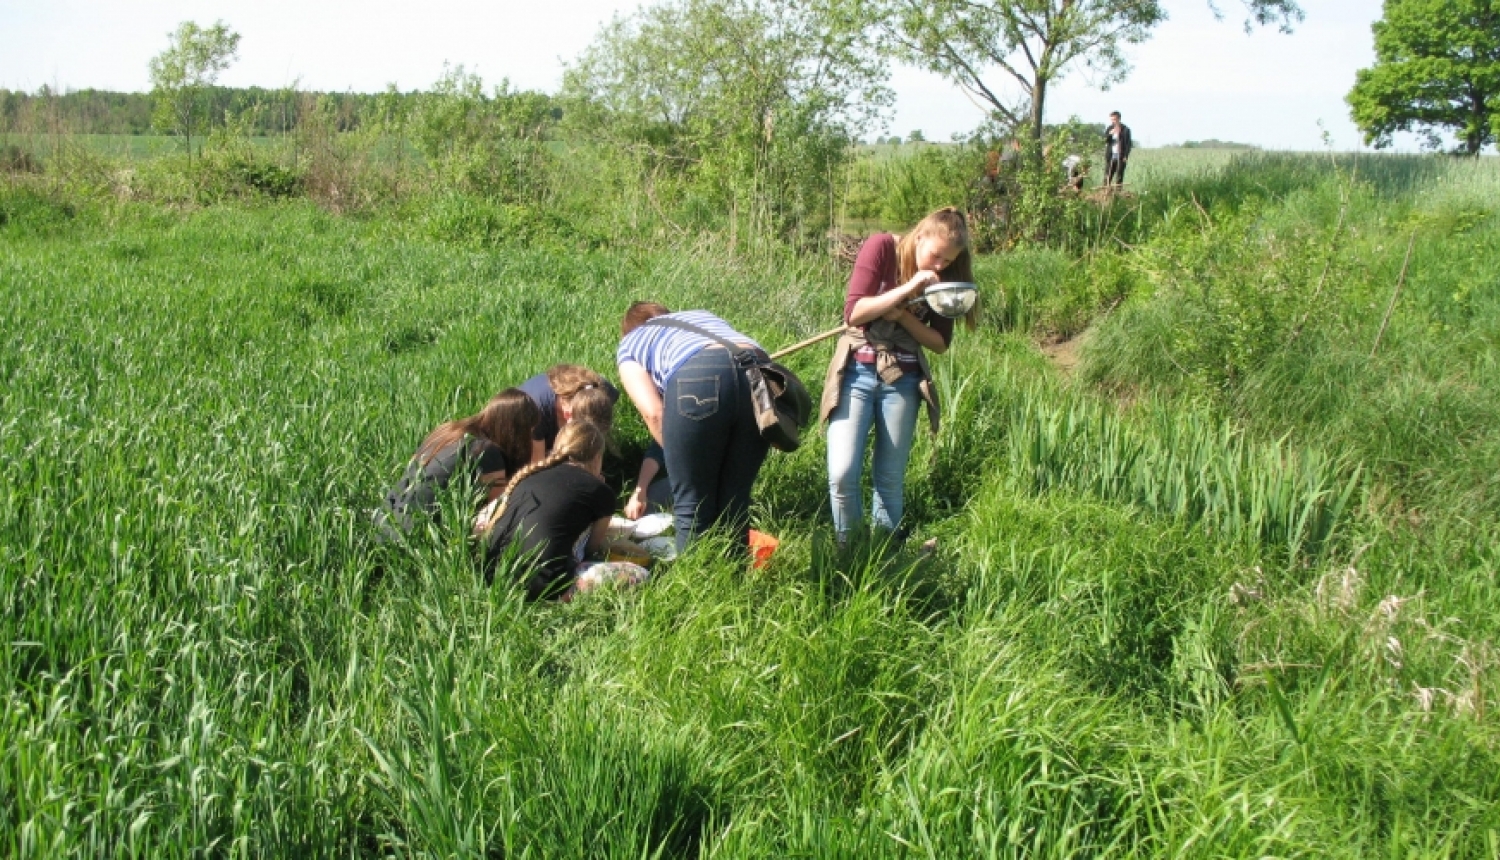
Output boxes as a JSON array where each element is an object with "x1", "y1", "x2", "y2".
[{"x1": 2, "y1": 147, "x2": 1498, "y2": 857}]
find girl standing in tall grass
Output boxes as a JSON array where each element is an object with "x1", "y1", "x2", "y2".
[
  {"x1": 821, "y1": 207, "x2": 976, "y2": 544},
  {"x1": 616, "y1": 302, "x2": 771, "y2": 553},
  {"x1": 377, "y1": 388, "x2": 539, "y2": 537}
]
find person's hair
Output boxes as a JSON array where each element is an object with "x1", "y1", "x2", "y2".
[
  {"x1": 895, "y1": 206, "x2": 978, "y2": 330},
  {"x1": 567, "y1": 385, "x2": 615, "y2": 432},
  {"x1": 417, "y1": 388, "x2": 538, "y2": 470},
  {"x1": 621, "y1": 301, "x2": 671, "y2": 336},
  {"x1": 491, "y1": 420, "x2": 608, "y2": 522},
  {"x1": 1109, "y1": 111, "x2": 1121, "y2": 120},
  {"x1": 546, "y1": 363, "x2": 608, "y2": 399}
]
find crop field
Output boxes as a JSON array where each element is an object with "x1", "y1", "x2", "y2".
[{"x1": 2, "y1": 147, "x2": 1499, "y2": 857}]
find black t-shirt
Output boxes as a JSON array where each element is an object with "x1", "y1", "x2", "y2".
[
  {"x1": 379, "y1": 436, "x2": 510, "y2": 535},
  {"x1": 485, "y1": 463, "x2": 615, "y2": 599}
]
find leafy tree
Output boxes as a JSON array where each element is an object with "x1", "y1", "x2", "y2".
[
  {"x1": 148, "y1": 21, "x2": 241, "y2": 162},
  {"x1": 563, "y1": 0, "x2": 890, "y2": 239},
  {"x1": 908, "y1": 129, "x2": 926, "y2": 142},
  {"x1": 881, "y1": 0, "x2": 1299, "y2": 143},
  {"x1": 411, "y1": 65, "x2": 556, "y2": 200},
  {"x1": 1347, "y1": 0, "x2": 1500, "y2": 154},
  {"x1": 881, "y1": 0, "x2": 1165, "y2": 143}
]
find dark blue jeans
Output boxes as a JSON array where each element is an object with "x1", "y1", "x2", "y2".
[{"x1": 662, "y1": 347, "x2": 770, "y2": 553}]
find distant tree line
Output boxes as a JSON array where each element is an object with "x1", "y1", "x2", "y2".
[
  {"x1": 1161, "y1": 140, "x2": 1261, "y2": 150},
  {"x1": 0, "y1": 86, "x2": 557, "y2": 137}
]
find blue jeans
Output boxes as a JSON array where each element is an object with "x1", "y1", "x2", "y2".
[
  {"x1": 662, "y1": 348, "x2": 771, "y2": 553},
  {"x1": 826, "y1": 361, "x2": 920, "y2": 538}
]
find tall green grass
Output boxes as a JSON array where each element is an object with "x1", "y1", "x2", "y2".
[{"x1": 2, "y1": 177, "x2": 1497, "y2": 857}]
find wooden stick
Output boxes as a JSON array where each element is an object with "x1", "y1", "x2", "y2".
[
  {"x1": 770, "y1": 326, "x2": 844, "y2": 360},
  {"x1": 1370, "y1": 231, "x2": 1416, "y2": 359}
]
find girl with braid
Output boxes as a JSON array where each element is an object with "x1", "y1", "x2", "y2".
[{"x1": 482, "y1": 420, "x2": 647, "y2": 600}]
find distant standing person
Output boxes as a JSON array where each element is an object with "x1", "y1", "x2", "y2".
[{"x1": 1105, "y1": 111, "x2": 1132, "y2": 187}]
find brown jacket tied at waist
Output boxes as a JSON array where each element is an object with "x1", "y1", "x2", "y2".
[{"x1": 818, "y1": 319, "x2": 942, "y2": 433}]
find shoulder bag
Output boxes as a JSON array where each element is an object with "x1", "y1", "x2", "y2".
[{"x1": 642, "y1": 317, "x2": 812, "y2": 452}]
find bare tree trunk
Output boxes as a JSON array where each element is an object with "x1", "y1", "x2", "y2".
[
  {"x1": 1466, "y1": 86, "x2": 1485, "y2": 155},
  {"x1": 1030, "y1": 76, "x2": 1047, "y2": 143}
]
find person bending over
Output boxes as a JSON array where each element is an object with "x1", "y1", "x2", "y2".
[
  {"x1": 821, "y1": 206, "x2": 976, "y2": 544},
  {"x1": 616, "y1": 302, "x2": 771, "y2": 553},
  {"x1": 516, "y1": 364, "x2": 619, "y2": 460},
  {"x1": 483, "y1": 420, "x2": 643, "y2": 600},
  {"x1": 378, "y1": 388, "x2": 538, "y2": 537}
]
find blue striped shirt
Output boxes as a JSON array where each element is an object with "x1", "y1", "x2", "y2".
[{"x1": 616, "y1": 311, "x2": 761, "y2": 390}]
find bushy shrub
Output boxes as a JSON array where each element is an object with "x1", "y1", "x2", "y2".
[
  {"x1": 561, "y1": 0, "x2": 886, "y2": 246},
  {"x1": 195, "y1": 144, "x2": 303, "y2": 202},
  {"x1": 882, "y1": 146, "x2": 976, "y2": 227},
  {"x1": 412, "y1": 66, "x2": 554, "y2": 203},
  {"x1": 0, "y1": 144, "x2": 42, "y2": 174},
  {"x1": 416, "y1": 192, "x2": 601, "y2": 250},
  {"x1": 0, "y1": 183, "x2": 79, "y2": 233}
]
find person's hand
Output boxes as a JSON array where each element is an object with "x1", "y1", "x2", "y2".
[
  {"x1": 624, "y1": 486, "x2": 649, "y2": 520},
  {"x1": 473, "y1": 498, "x2": 500, "y2": 535},
  {"x1": 881, "y1": 305, "x2": 907, "y2": 322},
  {"x1": 906, "y1": 270, "x2": 940, "y2": 297}
]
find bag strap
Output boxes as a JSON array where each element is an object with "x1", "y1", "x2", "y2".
[{"x1": 641, "y1": 316, "x2": 762, "y2": 367}]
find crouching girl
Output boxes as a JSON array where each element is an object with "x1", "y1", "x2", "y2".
[
  {"x1": 377, "y1": 388, "x2": 538, "y2": 538},
  {"x1": 516, "y1": 364, "x2": 619, "y2": 460},
  {"x1": 483, "y1": 420, "x2": 647, "y2": 600}
]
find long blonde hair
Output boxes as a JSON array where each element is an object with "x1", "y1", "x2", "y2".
[
  {"x1": 491, "y1": 420, "x2": 608, "y2": 523},
  {"x1": 896, "y1": 206, "x2": 978, "y2": 330}
]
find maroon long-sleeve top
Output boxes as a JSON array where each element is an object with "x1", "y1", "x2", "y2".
[{"x1": 844, "y1": 234, "x2": 954, "y2": 370}]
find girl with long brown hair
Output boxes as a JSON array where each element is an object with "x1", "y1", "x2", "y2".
[
  {"x1": 377, "y1": 388, "x2": 538, "y2": 537},
  {"x1": 820, "y1": 206, "x2": 975, "y2": 544}
]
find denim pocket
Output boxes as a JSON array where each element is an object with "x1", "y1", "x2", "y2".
[{"x1": 675, "y1": 375, "x2": 720, "y2": 421}]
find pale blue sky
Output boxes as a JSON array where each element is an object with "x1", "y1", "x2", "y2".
[{"x1": 0, "y1": 0, "x2": 1411, "y2": 151}]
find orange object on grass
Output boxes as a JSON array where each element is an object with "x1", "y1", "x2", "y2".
[{"x1": 749, "y1": 529, "x2": 779, "y2": 569}]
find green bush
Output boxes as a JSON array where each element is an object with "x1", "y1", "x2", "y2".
[
  {"x1": 0, "y1": 183, "x2": 80, "y2": 233},
  {"x1": 0, "y1": 144, "x2": 43, "y2": 174},
  {"x1": 411, "y1": 66, "x2": 554, "y2": 203},
  {"x1": 416, "y1": 192, "x2": 601, "y2": 250},
  {"x1": 196, "y1": 148, "x2": 303, "y2": 201}
]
